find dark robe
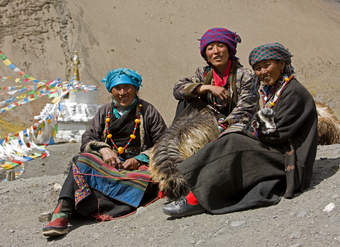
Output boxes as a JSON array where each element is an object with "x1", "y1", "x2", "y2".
[
  {"x1": 81, "y1": 98, "x2": 167, "y2": 157},
  {"x1": 177, "y1": 78, "x2": 318, "y2": 214},
  {"x1": 59, "y1": 98, "x2": 167, "y2": 218}
]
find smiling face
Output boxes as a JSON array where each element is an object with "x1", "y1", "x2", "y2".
[
  {"x1": 253, "y1": 59, "x2": 285, "y2": 86},
  {"x1": 205, "y1": 42, "x2": 230, "y2": 72},
  {"x1": 111, "y1": 84, "x2": 137, "y2": 107}
]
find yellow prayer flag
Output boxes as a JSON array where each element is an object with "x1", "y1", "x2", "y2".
[
  {"x1": 1, "y1": 164, "x2": 14, "y2": 170},
  {"x1": 3, "y1": 59, "x2": 11, "y2": 66}
]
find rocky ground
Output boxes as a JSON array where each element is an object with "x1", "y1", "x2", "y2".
[{"x1": 0, "y1": 143, "x2": 338, "y2": 247}]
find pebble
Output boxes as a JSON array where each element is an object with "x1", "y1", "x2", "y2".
[
  {"x1": 323, "y1": 202, "x2": 335, "y2": 213},
  {"x1": 38, "y1": 211, "x2": 52, "y2": 222},
  {"x1": 53, "y1": 183, "x2": 62, "y2": 192},
  {"x1": 230, "y1": 220, "x2": 246, "y2": 227},
  {"x1": 136, "y1": 206, "x2": 145, "y2": 215},
  {"x1": 335, "y1": 236, "x2": 340, "y2": 243}
]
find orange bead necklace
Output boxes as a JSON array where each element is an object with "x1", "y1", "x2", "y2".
[
  {"x1": 105, "y1": 103, "x2": 142, "y2": 154},
  {"x1": 262, "y1": 75, "x2": 294, "y2": 108}
]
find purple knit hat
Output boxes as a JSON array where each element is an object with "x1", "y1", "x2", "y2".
[{"x1": 200, "y1": 27, "x2": 241, "y2": 60}]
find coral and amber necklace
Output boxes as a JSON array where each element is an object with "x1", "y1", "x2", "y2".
[
  {"x1": 262, "y1": 75, "x2": 294, "y2": 108},
  {"x1": 105, "y1": 103, "x2": 142, "y2": 154}
]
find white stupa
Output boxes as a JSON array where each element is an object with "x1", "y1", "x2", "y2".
[{"x1": 34, "y1": 51, "x2": 101, "y2": 143}]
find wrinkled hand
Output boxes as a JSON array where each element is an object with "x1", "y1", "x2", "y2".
[
  {"x1": 198, "y1": 85, "x2": 230, "y2": 101},
  {"x1": 120, "y1": 158, "x2": 141, "y2": 170},
  {"x1": 99, "y1": 147, "x2": 121, "y2": 168}
]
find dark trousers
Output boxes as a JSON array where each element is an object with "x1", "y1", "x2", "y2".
[{"x1": 59, "y1": 166, "x2": 78, "y2": 201}]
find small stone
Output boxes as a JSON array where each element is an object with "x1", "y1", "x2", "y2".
[
  {"x1": 230, "y1": 220, "x2": 246, "y2": 227},
  {"x1": 136, "y1": 207, "x2": 145, "y2": 215},
  {"x1": 9, "y1": 229, "x2": 15, "y2": 233},
  {"x1": 323, "y1": 202, "x2": 335, "y2": 213},
  {"x1": 53, "y1": 183, "x2": 62, "y2": 192},
  {"x1": 39, "y1": 211, "x2": 52, "y2": 222},
  {"x1": 335, "y1": 235, "x2": 340, "y2": 242}
]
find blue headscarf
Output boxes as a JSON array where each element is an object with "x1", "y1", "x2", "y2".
[{"x1": 101, "y1": 68, "x2": 142, "y2": 93}]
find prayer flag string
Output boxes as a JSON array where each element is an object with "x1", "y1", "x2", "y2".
[{"x1": 0, "y1": 50, "x2": 97, "y2": 181}]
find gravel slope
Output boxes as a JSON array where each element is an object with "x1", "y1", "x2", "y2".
[{"x1": 0, "y1": 143, "x2": 338, "y2": 247}]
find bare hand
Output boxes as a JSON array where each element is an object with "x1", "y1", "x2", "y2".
[
  {"x1": 121, "y1": 158, "x2": 141, "y2": 170},
  {"x1": 99, "y1": 147, "x2": 122, "y2": 168},
  {"x1": 198, "y1": 85, "x2": 230, "y2": 101}
]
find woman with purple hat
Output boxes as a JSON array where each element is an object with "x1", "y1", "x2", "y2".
[
  {"x1": 173, "y1": 27, "x2": 258, "y2": 133},
  {"x1": 155, "y1": 27, "x2": 258, "y2": 216},
  {"x1": 42, "y1": 68, "x2": 167, "y2": 237}
]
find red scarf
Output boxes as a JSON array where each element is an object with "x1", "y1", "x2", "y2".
[{"x1": 212, "y1": 59, "x2": 232, "y2": 87}]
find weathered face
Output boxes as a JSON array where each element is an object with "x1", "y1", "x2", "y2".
[
  {"x1": 253, "y1": 60, "x2": 285, "y2": 86},
  {"x1": 111, "y1": 84, "x2": 136, "y2": 107},
  {"x1": 205, "y1": 42, "x2": 230, "y2": 70}
]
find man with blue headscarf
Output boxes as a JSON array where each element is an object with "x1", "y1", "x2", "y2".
[{"x1": 42, "y1": 68, "x2": 166, "y2": 238}]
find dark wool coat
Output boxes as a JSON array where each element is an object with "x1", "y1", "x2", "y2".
[
  {"x1": 177, "y1": 78, "x2": 318, "y2": 214},
  {"x1": 59, "y1": 98, "x2": 166, "y2": 217},
  {"x1": 81, "y1": 98, "x2": 167, "y2": 160}
]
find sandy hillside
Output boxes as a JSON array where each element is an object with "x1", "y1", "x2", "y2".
[{"x1": 0, "y1": 0, "x2": 340, "y2": 125}]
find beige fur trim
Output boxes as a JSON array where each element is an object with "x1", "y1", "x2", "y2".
[{"x1": 84, "y1": 140, "x2": 111, "y2": 156}]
